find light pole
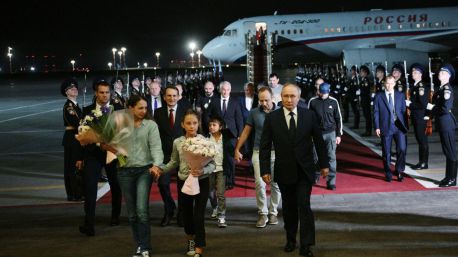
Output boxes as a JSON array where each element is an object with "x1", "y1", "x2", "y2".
[
  {"x1": 196, "y1": 50, "x2": 202, "y2": 68},
  {"x1": 108, "y1": 62, "x2": 113, "y2": 70},
  {"x1": 111, "y1": 48, "x2": 117, "y2": 67},
  {"x1": 7, "y1": 47, "x2": 12, "y2": 73},
  {"x1": 189, "y1": 42, "x2": 196, "y2": 53},
  {"x1": 155, "y1": 52, "x2": 160, "y2": 67},
  {"x1": 190, "y1": 52, "x2": 195, "y2": 68},
  {"x1": 117, "y1": 51, "x2": 123, "y2": 69},
  {"x1": 121, "y1": 47, "x2": 126, "y2": 68},
  {"x1": 70, "y1": 60, "x2": 75, "y2": 71}
]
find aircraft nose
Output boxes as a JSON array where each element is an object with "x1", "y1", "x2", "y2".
[{"x1": 202, "y1": 38, "x2": 217, "y2": 60}]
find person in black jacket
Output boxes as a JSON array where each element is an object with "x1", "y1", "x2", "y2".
[
  {"x1": 260, "y1": 83, "x2": 329, "y2": 257},
  {"x1": 61, "y1": 78, "x2": 84, "y2": 201},
  {"x1": 308, "y1": 82, "x2": 343, "y2": 190}
]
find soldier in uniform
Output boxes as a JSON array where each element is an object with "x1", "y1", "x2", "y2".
[
  {"x1": 129, "y1": 75, "x2": 144, "y2": 97},
  {"x1": 110, "y1": 77, "x2": 126, "y2": 109},
  {"x1": 375, "y1": 65, "x2": 386, "y2": 93},
  {"x1": 61, "y1": 78, "x2": 83, "y2": 201},
  {"x1": 359, "y1": 66, "x2": 373, "y2": 136},
  {"x1": 392, "y1": 64, "x2": 406, "y2": 93},
  {"x1": 406, "y1": 64, "x2": 430, "y2": 170},
  {"x1": 427, "y1": 64, "x2": 457, "y2": 187},
  {"x1": 347, "y1": 66, "x2": 360, "y2": 128}
]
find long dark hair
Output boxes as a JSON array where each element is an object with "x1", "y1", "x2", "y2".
[{"x1": 127, "y1": 95, "x2": 152, "y2": 120}]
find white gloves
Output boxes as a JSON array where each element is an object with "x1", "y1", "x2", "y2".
[{"x1": 426, "y1": 103, "x2": 435, "y2": 110}]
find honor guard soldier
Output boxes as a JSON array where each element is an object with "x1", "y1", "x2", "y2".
[
  {"x1": 427, "y1": 64, "x2": 457, "y2": 187},
  {"x1": 61, "y1": 78, "x2": 84, "y2": 201},
  {"x1": 346, "y1": 66, "x2": 361, "y2": 128},
  {"x1": 392, "y1": 64, "x2": 406, "y2": 93},
  {"x1": 110, "y1": 77, "x2": 126, "y2": 109},
  {"x1": 359, "y1": 65, "x2": 373, "y2": 136},
  {"x1": 129, "y1": 75, "x2": 144, "y2": 97},
  {"x1": 375, "y1": 65, "x2": 386, "y2": 93},
  {"x1": 406, "y1": 64, "x2": 430, "y2": 170}
]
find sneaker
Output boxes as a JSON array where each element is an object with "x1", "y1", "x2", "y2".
[
  {"x1": 256, "y1": 214, "x2": 268, "y2": 228},
  {"x1": 211, "y1": 208, "x2": 217, "y2": 219},
  {"x1": 194, "y1": 254, "x2": 202, "y2": 257},
  {"x1": 133, "y1": 247, "x2": 141, "y2": 257},
  {"x1": 217, "y1": 217, "x2": 227, "y2": 228},
  {"x1": 186, "y1": 240, "x2": 196, "y2": 256},
  {"x1": 268, "y1": 214, "x2": 279, "y2": 225},
  {"x1": 141, "y1": 251, "x2": 150, "y2": 257}
]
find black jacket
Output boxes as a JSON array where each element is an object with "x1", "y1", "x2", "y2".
[{"x1": 307, "y1": 96, "x2": 343, "y2": 136}]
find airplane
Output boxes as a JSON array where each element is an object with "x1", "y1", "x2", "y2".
[{"x1": 202, "y1": 6, "x2": 458, "y2": 67}]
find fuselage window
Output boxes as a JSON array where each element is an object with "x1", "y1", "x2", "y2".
[
  {"x1": 224, "y1": 30, "x2": 231, "y2": 36},
  {"x1": 232, "y1": 29, "x2": 237, "y2": 37},
  {"x1": 299, "y1": 29, "x2": 303, "y2": 34},
  {"x1": 281, "y1": 30, "x2": 284, "y2": 35},
  {"x1": 287, "y1": 29, "x2": 291, "y2": 34}
]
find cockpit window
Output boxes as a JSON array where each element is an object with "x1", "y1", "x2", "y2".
[
  {"x1": 231, "y1": 29, "x2": 237, "y2": 36},
  {"x1": 223, "y1": 30, "x2": 232, "y2": 36},
  {"x1": 222, "y1": 29, "x2": 237, "y2": 37}
]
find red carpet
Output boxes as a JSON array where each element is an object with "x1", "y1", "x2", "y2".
[{"x1": 100, "y1": 134, "x2": 435, "y2": 204}]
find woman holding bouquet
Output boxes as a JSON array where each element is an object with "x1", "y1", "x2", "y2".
[
  {"x1": 106, "y1": 95, "x2": 164, "y2": 257},
  {"x1": 154, "y1": 109, "x2": 216, "y2": 257}
]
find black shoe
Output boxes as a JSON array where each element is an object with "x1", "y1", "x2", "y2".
[
  {"x1": 284, "y1": 241, "x2": 296, "y2": 252},
  {"x1": 326, "y1": 184, "x2": 336, "y2": 190},
  {"x1": 79, "y1": 225, "x2": 95, "y2": 236},
  {"x1": 439, "y1": 179, "x2": 456, "y2": 187},
  {"x1": 412, "y1": 163, "x2": 428, "y2": 170},
  {"x1": 110, "y1": 216, "x2": 120, "y2": 226},
  {"x1": 160, "y1": 215, "x2": 171, "y2": 227},
  {"x1": 385, "y1": 176, "x2": 392, "y2": 182},
  {"x1": 299, "y1": 246, "x2": 314, "y2": 257},
  {"x1": 397, "y1": 172, "x2": 404, "y2": 182}
]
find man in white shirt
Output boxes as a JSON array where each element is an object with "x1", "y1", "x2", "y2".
[{"x1": 269, "y1": 73, "x2": 283, "y2": 105}]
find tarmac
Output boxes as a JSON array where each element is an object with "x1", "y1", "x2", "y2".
[{"x1": 0, "y1": 71, "x2": 457, "y2": 257}]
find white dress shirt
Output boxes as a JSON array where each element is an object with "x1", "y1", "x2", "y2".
[{"x1": 283, "y1": 106, "x2": 298, "y2": 129}]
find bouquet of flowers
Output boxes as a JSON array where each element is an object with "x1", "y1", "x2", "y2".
[
  {"x1": 76, "y1": 106, "x2": 134, "y2": 167},
  {"x1": 181, "y1": 136, "x2": 216, "y2": 195}
]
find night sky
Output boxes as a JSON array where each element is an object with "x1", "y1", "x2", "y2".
[{"x1": 1, "y1": 0, "x2": 456, "y2": 70}]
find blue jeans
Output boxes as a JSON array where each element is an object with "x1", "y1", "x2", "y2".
[{"x1": 118, "y1": 166, "x2": 153, "y2": 252}]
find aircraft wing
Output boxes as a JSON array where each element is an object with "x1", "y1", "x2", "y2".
[{"x1": 407, "y1": 29, "x2": 458, "y2": 49}]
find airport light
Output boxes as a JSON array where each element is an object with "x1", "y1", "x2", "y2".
[
  {"x1": 188, "y1": 42, "x2": 197, "y2": 52},
  {"x1": 143, "y1": 62, "x2": 148, "y2": 68},
  {"x1": 121, "y1": 47, "x2": 127, "y2": 68},
  {"x1": 111, "y1": 48, "x2": 117, "y2": 67},
  {"x1": 70, "y1": 59, "x2": 75, "y2": 71},
  {"x1": 196, "y1": 50, "x2": 202, "y2": 67},
  {"x1": 7, "y1": 52, "x2": 12, "y2": 73},
  {"x1": 108, "y1": 62, "x2": 113, "y2": 70},
  {"x1": 117, "y1": 51, "x2": 123, "y2": 68},
  {"x1": 190, "y1": 52, "x2": 195, "y2": 68},
  {"x1": 155, "y1": 52, "x2": 160, "y2": 67}
]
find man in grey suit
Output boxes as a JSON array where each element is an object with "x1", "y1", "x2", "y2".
[{"x1": 260, "y1": 83, "x2": 329, "y2": 257}]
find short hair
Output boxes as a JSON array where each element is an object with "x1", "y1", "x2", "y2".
[
  {"x1": 244, "y1": 82, "x2": 254, "y2": 90},
  {"x1": 219, "y1": 81, "x2": 231, "y2": 90},
  {"x1": 258, "y1": 86, "x2": 272, "y2": 96},
  {"x1": 208, "y1": 116, "x2": 225, "y2": 127},
  {"x1": 269, "y1": 73, "x2": 279, "y2": 79},
  {"x1": 282, "y1": 82, "x2": 301, "y2": 95},
  {"x1": 95, "y1": 81, "x2": 110, "y2": 92},
  {"x1": 164, "y1": 85, "x2": 179, "y2": 94},
  {"x1": 385, "y1": 75, "x2": 395, "y2": 82}
]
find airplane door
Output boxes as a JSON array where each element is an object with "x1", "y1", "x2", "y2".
[{"x1": 243, "y1": 21, "x2": 256, "y2": 36}]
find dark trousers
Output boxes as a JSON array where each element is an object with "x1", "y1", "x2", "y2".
[
  {"x1": 178, "y1": 177, "x2": 210, "y2": 248},
  {"x1": 439, "y1": 129, "x2": 457, "y2": 162},
  {"x1": 278, "y1": 176, "x2": 315, "y2": 247},
  {"x1": 361, "y1": 97, "x2": 372, "y2": 133},
  {"x1": 412, "y1": 116, "x2": 429, "y2": 164},
  {"x1": 157, "y1": 171, "x2": 177, "y2": 216},
  {"x1": 64, "y1": 146, "x2": 83, "y2": 200},
  {"x1": 380, "y1": 127, "x2": 407, "y2": 179},
  {"x1": 349, "y1": 97, "x2": 360, "y2": 127},
  {"x1": 223, "y1": 137, "x2": 236, "y2": 187},
  {"x1": 83, "y1": 159, "x2": 122, "y2": 227}
]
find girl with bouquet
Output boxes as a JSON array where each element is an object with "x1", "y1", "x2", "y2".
[{"x1": 153, "y1": 109, "x2": 216, "y2": 257}]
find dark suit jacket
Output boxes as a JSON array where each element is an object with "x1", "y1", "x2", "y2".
[
  {"x1": 239, "y1": 95, "x2": 258, "y2": 123},
  {"x1": 260, "y1": 107, "x2": 329, "y2": 184},
  {"x1": 209, "y1": 96, "x2": 244, "y2": 138},
  {"x1": 154, "y1": 104, "x2": 186, "y2": 163},
  {"x1": 374, "y1": 90, "x2": 407, "y2": 135},
  {"x1": 146, "y1": 94, "x2": 164, "y2": 117}
]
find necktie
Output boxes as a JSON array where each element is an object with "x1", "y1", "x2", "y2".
[
  {"x1": 289, "y1": 112, "x2": 296, "y2": 137},
  {"x1": 153, "y1": 97, "x2": 158, "y2": 111},
  {"x1": 169, "y1": 109, "x2": 174, "y2": 128},
  {"x1": 388, "y1": 93, "x2": 395, "y2": 122},
  {"x1": 222, "y1": 99, "x2": 227, "y2": 115}
]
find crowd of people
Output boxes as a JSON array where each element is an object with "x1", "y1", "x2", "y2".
[{"x1": 60, "y1": 62, "x2": 456, "y2": 256}]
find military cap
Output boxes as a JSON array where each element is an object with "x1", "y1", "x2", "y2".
[
  {"x1": 410, "y1": 63, "x2": 424, "y2": 74},
  {"x1": 350, "y1": 65, "x2": 359, "y2": 72},
  {"x1": 376, "y1": 65, "x2": 386, "y2": 73},
  {"x1": 129, "y1": 75, "x2": 141, "y2": 85},
  {"x1": 360, "y1": 65, "x2": 370, "y2": 74},
  {"x1": 60, "y1": 78, "x2": 78, "y2": 96},
  {"x1": 319, "y1": 82, "x2": 331, "y2": 94},
  {"x1": 391, "y1": 63, "x2": 404, "y2": 73},
  {"x1": 110, "y1": 77, "x2": 124, "y2": 90},
  {"x1": 440, "y1": 63, "x2": 455, "y2": 81},
  {"x1": 144, "y1": 75, "x2": 153, "y2": 81}
]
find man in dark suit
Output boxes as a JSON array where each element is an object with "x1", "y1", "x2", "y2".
[
  {"x1": 146, "y1": 81, "x2": 164, "y2": 117},
  {"x1": 154, "y1": 85, "x2": 186, "y2": 226},
  {"x1": 209, "y1": 81, "x2": 244, "y2": 189},
  {"x1": 197, "y1": 81, "x2": 218, "y2": 136},
  {"x1": 79, "y1": 81, "x2": 122, "y2": 236},
  {"x1": 260, "y1": 83, "x2": 329, "y2": 257},
  {"x1": 374, "y1": 75, "x2": 407, "y2": 182}
]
